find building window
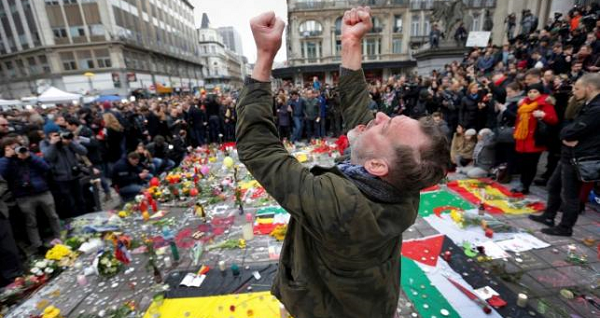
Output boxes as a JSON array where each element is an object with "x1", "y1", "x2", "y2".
[
  {"x1": 64, "y1": 0, "x2": 78, "y2": 4},
  {"x1": 95, "y1": 49, "x2": 112, "y2": 68},
  {"x1": 60, "y1": 52, "x2": 77, "y2": 71},
  {"x1": 299, "y1": 20, "x2": 323, "y2": 37},
  {"x1": 5, "y1": 61, "x2": 16, "y2": 78},
  {"x1": 424, "y1": 16, "x2": 431, "y2": 36},
  {"x1": 44, "y1": 0, "x2": 59, "y2": 5},
  {"x1": 365, "y1": 38, "x2": 380, "y2": 57},
  {"x1": 302, "y1": 41, "x2": 321, "y2": 60},
  {"x1": 77, "y1": 51, "x2": 94, "y2": 70},
  {"x1": 472, "y1": 14, "x2": 480, "y2": 31},
  {"x1": 53, "y1": 28, "x2": 68, "y2": 39},
  {"x1": 370, "y1": 17, "x2": 382, "y2": 33},
  {"x1": 27, "y1": 57, "x2": 40, "y2": 74},
  {"x1": 335, "y1": 17, "x2": 342, "y2": 35},
  {"x1": 411, "y1": 15, "x2": 419, "y2": 36},
  {"x1": 70, "y1": 26, "x2": 86, "y2": 38},
  {"x1": 39, "y1": 55, "x2": 51, "y2": 73},
  {"x1": 335, "y1": 39, "x2": 341, "y2": 56},
  {"x1": 393, "y1": 38, "x2": 403, "y2": 54},
  {"x1": 394, "y1": 15, "x2": 403, "y2": 33},
  {"x1": 89, "y1": 25, "x2": 105, "y2": 36}
]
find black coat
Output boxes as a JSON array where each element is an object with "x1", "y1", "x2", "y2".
[
  {"x1": 459, "y1": 94, "x2": 481, "y2": 129},
  {"x1": 111, "y1": 157, "x2": 143, "y2": 188},
  {"x1": 561, "y1": 94, "x2": 600, "y2": 162}
]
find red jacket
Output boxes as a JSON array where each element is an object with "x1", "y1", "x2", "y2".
[{"x1": 515, "y1": 95, "x2": 558, "y2": 153}]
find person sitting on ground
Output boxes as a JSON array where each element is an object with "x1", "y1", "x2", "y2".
[
  {"x1": 450, "y1": 125, "x2": 477, "y2": 168},
  {"x1": 236, "y1": 8, "x2": 449, "y2": 318},
  {"x1": 111, "y1": 152, "x2": 149, "y2": 202},
  {"x1": 146, "y1": 135, "x2": 176, "y2": 174},
  {"x1": 459, "y1": 128, "x2": 496, "y2": 178}
]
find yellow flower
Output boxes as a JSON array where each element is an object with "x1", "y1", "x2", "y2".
[
  {"x1": 42, "y1": 305, "x2": 61, "y2": 318},
  {"x1": 45, "y1": 244, "x2": 73, "y2": 261},
  {"x1": 118, "y1": 211, "x2": 128, "y2": 218},
  {"x1": 450, "y1": 210, "x2": 463, "y2": 223},
  {"x1": 238, "y1": 239, "x2": 246, "y2": 249}
]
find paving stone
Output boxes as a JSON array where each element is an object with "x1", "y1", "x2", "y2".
[
  {"x1": 505, "y1": 217, "x2": 547, "y2": 231},
  {"x1": 580, "y1": 223, "x2": 600, "y2": 236},
  {"x1": 511, "y1": 251, "x2": 551, "y2": 271},
  {"x1": 503, "y1": 272, "x2": 552, "y2": 298},
  {"x1": 530, "y1": 247, "x2": 572, "y2": 268},
  {"x1": 527, "y1": 268, "x2": 578, "y2": 288},
  {"x1": 529, "y1": 296, "x2": 579, "y2": 318},
  {"x1": 556, "y1": 265, "x2": 598, "y2": 287},
  {"x1": 560, "y1": 293, "x2": 600, "y2": 318},
  {"x1": 532, "y1": 231, "x2": 576, "y2": 246}
]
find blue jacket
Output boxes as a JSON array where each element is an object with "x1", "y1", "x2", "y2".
[
  {"x1": 319, "y1": 95, "x2": 327, "y2": 119},
  {"x1": 288, "y1": 98, "x2": 306, "y2": 118},
  {"x1": 0, "y1": 154, "x2": 51, "y2": 198}
]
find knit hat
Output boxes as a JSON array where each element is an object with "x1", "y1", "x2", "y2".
[
  {"x1": 103, "y1": 101, "x2": 112, "y2": 110},
  {"x1": 43, "y1": 121, "x2": 60, "y2": 135},
  {"x1": 527, "y1": 82, "x2": 545, "y2": 94},
  {"x1": 465, "y1": 129, "x2": 477, "y2": 136}
]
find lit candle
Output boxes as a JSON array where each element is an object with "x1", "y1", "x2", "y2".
[{"x1": 517, "y1": 293, "x2": 528, "y2": 308}]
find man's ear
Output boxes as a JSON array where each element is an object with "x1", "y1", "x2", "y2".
[{"x1": 364, "y1": 158, "x2": 389, "y2": 178}]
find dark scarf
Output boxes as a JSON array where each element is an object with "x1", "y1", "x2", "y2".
[{"x1": 337, "y1": 161, "x2": 404, "y2": 204}]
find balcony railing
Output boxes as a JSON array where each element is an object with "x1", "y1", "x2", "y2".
[
  {"x1": 290, "y1": 0, "x2": 408, "y2": 11},
  {"x1": 409, "y1": 0, "x2": 496, "y2": 11}
]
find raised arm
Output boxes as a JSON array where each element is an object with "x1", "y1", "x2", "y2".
[
  {"x1": 236, "y1": 12, "x2": 353, "y2": 240},
  {"x1": 339, "y1": 7, "x2": 374, "y2": 130}
]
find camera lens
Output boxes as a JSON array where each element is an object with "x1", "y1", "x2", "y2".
[
  {"x1": 15, "y1": 146, "x2": 28, "y2": 154},
  {"x1": 61, "y1": 132, "x2": 74, "y2": 139}
]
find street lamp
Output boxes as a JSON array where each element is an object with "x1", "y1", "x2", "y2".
[{"x1": 84, "y1": 72, "x2": 95, "y2": 94}]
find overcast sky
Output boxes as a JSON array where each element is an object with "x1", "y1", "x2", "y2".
[{"x1": 191, "y1": 0, "x2": 288, "y2": 63}]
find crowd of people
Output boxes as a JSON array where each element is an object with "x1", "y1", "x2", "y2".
[
  {"x1": 0, "y1": 2, "x2": 599, "y2": 292},
  {"x1": 0, "y1": 92, "x2": 241, "y2": 287}
]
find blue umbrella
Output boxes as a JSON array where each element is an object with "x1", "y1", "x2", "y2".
[{"x1": 95, "y1": 95, "x2": 122, "y2": 103}]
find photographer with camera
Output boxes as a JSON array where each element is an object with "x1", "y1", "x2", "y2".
[
  {"x1": 0, "y1": 137, "x2": 61, "y2": 255},
  {"x1": 40, "y1": 124, "x2": 88, "y2": 218}
]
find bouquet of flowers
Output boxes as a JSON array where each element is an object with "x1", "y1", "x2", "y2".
[
  {"x1": 96, "y1": 250, "x2": 122, "y2": 278},
  {"x1": 45, "y1": 244, "x2": 74, "y2": 261}
]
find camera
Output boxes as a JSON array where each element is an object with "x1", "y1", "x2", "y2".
[
  {"x1": 60, "y1": 132, "x2": 74, "y2": 140},
  {"x1": 15, "y1": 146, "x2": 28, "y2": 154}
]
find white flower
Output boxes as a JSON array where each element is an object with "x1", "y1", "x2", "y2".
[
  {"x1": 31, "y1": 267, "x2": 41, "y2": 275},
  {"x1": 35, "y1": 261, "x2": 48, "y2": 269},
  {"x1": 44, "y1": 267, "x2": 54, "y2": 274}
]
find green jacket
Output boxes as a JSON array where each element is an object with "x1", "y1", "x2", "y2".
[
  {"x1": 236, "y1": 69, "x2": 419, "y2": 318},
  {"x1": 305, "y1": 97, "x2": 320, "y2": 120}
]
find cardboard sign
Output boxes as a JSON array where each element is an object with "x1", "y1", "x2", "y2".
[{"x1": 466, "y1": 31, "x2": 491, "y2": 47}]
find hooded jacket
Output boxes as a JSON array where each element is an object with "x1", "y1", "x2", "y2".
[{"x1": 236, "y1": 69, "x2": 419, "y2": 318}]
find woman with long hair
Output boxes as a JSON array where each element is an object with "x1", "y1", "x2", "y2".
[
  {"x1": 101, "y1": 112, "x2": 125, "y2": 176},
  {"x1": 512, "y1": 83, "x2": 558, "y2": 194}
]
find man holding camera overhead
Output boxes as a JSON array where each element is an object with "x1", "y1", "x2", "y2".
[
  {"x1": 40, "y1": 122, "x2": 88, "y2": 218},
  {"x1": 0, "y1": 137, "x2": 61, "y2": 255}
]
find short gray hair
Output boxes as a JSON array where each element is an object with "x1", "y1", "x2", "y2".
[{"x1": 578, "y1": 73, "x2": 600, "y2": 91}]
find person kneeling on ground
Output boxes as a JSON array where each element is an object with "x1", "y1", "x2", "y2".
[
  {"x1": 111, "y1": 152, "x2": 149, "y2": 202},
  {"x1": 459, "y1": 128, "x2": 496, "y2": 178}
]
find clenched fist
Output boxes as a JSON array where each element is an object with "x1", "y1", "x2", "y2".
[
  {"x1": 250, "y1": 11, "x2": 285, "y2": 60},
  {"x1": 341, "y1": 6, "x2": 372, "y2": 43}
]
